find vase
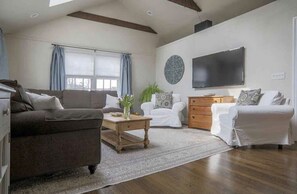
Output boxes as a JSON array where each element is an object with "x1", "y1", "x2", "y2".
[{"x1": 123, "y1": 106, "x2": 131, "y2": 119}]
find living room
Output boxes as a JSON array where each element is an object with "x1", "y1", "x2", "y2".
[{"x1": 0, "y1": 0, "x2": 297, "y2": 193}]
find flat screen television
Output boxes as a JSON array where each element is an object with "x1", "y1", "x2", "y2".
[{"x1": 192, "y1": 47, "x2": 245, "y2": 88}]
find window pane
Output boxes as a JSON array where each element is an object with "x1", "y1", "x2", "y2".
[
  {"x1": 96, "y1": 79, "x2": 103, "y2": 90},
  {"x1": 66, "y1": 78, "x2": 74, "y2": 89},
  {"x1": 66, "y1": 77, "x2": 91, "y2": 90},
  {"x1": 65, "y1": 52, "x2": 94, "y2": 76},
  {"x1": 111, "y1": 80, "x2": 117, "y2": 90},
  {"x1": 104, "y1": 79, "x2": 111, "y2": 90},
  {"x1": 95, "y1": 55, "x2": 120, "y2": 77}
]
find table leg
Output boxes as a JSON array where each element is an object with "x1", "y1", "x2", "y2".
[
  {"x1": 116, "y1": 131, "x2": 122, "y2": 153},
  {"x1": 144, "y1": 128, "x2": 149, "y2": 149}
]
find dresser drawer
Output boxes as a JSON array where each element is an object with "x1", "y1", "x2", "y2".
[
  {"x1": 189, "y1": 98, "x2": 221, "y2": 106},
  {"x1": 189, "y1": 114, "x2": 212, "y2": 122},
  {"x1": 190, "y1": 106, "x2": 211, "y2": 115},
  {"x1": 189, "y1": 115, "x2": 212, "y2": 130},
  {"x1": 189, "y1": 121, "x2": 212, "y2": 130}
]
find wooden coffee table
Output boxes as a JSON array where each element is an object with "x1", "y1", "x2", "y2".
[{"x1": 101, "y1": 114, "x2": 152, "y2": 153}]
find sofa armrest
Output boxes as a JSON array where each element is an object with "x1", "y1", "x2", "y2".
[
  {"x1": 172, "y1": 102, "x2": 186, "y2": 113},
  {"x1": 229, "y1": 105, "x2": 294, "y2": 121},
  {"x1": 141, "y1": 102, "x2": 154, "y2": 115},
  {"x1": 211, "y1": 103, "x2": 236, "y2": 119}
]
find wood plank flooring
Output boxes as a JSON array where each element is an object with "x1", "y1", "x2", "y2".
[{"x1": 86, "y1": 145, "x2": 297, "y2": 194}]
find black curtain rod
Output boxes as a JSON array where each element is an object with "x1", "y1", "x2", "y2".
[{"x1": 52, "y1": 43, "x2": 131, "y2": 55}]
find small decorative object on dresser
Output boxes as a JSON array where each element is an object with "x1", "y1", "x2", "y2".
[
  {"x1": 0, "y1": 84, "x2": 15, "y2": 194},
  {"x1": 188, "y1": 96, "x2": 234, "y2": 130}
]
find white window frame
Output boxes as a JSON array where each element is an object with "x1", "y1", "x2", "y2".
[{"x1": 65, "y1": 49, "x2": 121, "y2": 91}]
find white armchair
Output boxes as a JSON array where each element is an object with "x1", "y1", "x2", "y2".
[
  {"x1": 211, "y1": 91, "x2": 294, "y2": 146},
  {"x1": 141, "y1": 94, "x2": 186, "y2": 128}
]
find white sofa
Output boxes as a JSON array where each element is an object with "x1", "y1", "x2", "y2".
[
  {"x1": 141, "y1": 94, "x2": 186, "y2": 128},
  {"x1": 211, "y1": 91, "x2": 294, "y2": 146}
]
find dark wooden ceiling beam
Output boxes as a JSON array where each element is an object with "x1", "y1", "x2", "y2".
[
  {"x1": 168, "y1": 0, "x2": 201, "y2": 12},
  {"x1": 68, "y1": 11, "x2": 157, "y2": 34}
]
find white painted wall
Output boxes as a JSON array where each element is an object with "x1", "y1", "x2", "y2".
[
  {"x1": 5, "y1": 1, "x2": 158, "y2": 111},
  {"x1": 156, "y1": 0, "x2": 297, "y2": 122}
]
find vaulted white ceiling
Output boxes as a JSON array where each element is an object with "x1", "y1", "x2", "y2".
[{"x1": 0, "y1": 0, "x2": 275, "y2": 45}]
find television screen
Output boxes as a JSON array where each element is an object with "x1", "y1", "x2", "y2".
[{"x1": 192, "y1": 47, "x2": 245, "y2": 88}]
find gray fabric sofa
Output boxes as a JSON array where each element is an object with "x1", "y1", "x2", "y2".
[{"x1": 11, "y1": 89, "x2": 121, "y2": 181}]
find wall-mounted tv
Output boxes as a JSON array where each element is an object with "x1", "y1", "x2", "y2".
[{"x1": 192, "y1": 47, "x2": 245, "y2": 88}]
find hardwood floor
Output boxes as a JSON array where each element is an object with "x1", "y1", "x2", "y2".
[{"x1": 86, "y1": 145, "x2": 297, "y2": 194}]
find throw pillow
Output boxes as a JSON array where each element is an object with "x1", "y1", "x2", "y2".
[
  {"x1": 155, "y1": 92, "x2": 173, "y2": 109},
  {"x1": 236, "y1": 89, "x2": 261, "y2": 106},
  {"x1": 41, "y1": 94, "x2": 64, "y2": 109},
  {"x1": 0, "y1": 80, "x2": 34, "y2": 113},
  {"x1": 104, "y1": 94, "x2": 120, "y2": 109},
  {"x1": 26, "y1": 92, "x2": 64, "y2": 110}
]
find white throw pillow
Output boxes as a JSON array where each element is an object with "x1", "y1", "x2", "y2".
[
  {"x1": 258, "y1": 91, "x2": 284, "y2": 106},
  {"x1": 104, "y1": 94, "x2": 120, "y2": 109},
  {"x1": 26, "y1": 92, "x2": 64, "y2": 110},
  {"x1": 41, "y1": 94, "x2": 64, "y2": 109}
]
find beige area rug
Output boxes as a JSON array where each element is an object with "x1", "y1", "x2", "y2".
[{"x1": 11, "y1": 127, "x2": 232, "y2": 194}]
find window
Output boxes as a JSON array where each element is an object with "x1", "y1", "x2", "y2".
[{"x1": 65, "y1": 49, "x2": 121, "y2": 91}]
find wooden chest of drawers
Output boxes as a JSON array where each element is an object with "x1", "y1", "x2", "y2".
[{"x1": 188, "y1": 96, "x2": 234, "y2": 130}]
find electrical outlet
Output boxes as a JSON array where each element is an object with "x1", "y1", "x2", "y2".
[{"x1": 271, "y1": 72, "x2": 286, "y2": 80}]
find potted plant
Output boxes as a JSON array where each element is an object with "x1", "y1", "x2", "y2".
[
  {"x1": 119, "y1": 95, "x2": 134, "y2": 119},
  {"x1": 140, "y1": 83, "x2": 163, "y2": 103}
]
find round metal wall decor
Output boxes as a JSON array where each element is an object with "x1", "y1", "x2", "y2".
[{"x1": 164, "y1": 55, "x2": 185, "y2": 85}]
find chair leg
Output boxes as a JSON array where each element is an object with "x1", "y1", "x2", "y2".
[
  {"x1": 88, "y1": 165, "x2": 98, "y2": 174},
  {"x1": 278, "y1": 145, "x2": 283, "y2": 150}
]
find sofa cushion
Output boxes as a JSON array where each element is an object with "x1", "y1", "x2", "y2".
[
  {"x1": 0, "y1": 80, "x2": 34, "y2": 113},
  {"x1": 11, "y1": 109, "x2": 103, "y2": 138},
  {"x1": 258, "y1": 91, "x2": 284, "y2": 106},
  {"x1": 151, "y1": 108, "x2": 173, "y2": 115},
  {"x1": 63, "y1": 90, "x2": 91, "y2": 108},
  {"x1": 102, "y1": 107, "x2": 123, "y2": 113}
]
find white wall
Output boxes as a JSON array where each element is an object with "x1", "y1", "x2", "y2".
[
  {"x1": 5, "y1": 1, "x2": 158, "y2": 111},
  {"x1": 156, "y1": 0, "x2": 297, "y2": 119}
]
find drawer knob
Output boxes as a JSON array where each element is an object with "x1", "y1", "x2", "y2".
[
  {"x1": 192, "y1": 116, "x2": 195, "y2": 119},
  {"x1": 193, "y1": 108, "x2": 195, "y2": 110},
  {"x1": 3, "y1": 108, "x2": 9, "y2": 116}
]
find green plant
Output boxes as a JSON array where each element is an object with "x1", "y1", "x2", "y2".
[
  {"x1": 140, "y1": 83, "x2": 163, "y2": 103},
  {"x1": 119, "y1": 95, "x2": 134, "y2": 108}
]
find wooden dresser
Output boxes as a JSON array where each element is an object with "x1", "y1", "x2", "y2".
[
  {"x1": 0, "y1": 84, "x2": 14, "y2": 194},
  {"x1": 188, "y1": 96, "x2": 234, "y2": 130}
]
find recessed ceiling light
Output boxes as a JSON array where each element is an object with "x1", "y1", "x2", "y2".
[
  {"x1": 49, "y1": 0, "x2": 73, "y2": 7},
  {"x1": 146, "y1": 10, "x2": 153, "y2": 16},
  {"x1": 30, "y1": 13, "x2": 40, "y2": 18}
]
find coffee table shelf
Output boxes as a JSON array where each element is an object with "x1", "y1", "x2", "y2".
[{"x1": 101, "y1": 114, "x2": 152, "y2": 153}]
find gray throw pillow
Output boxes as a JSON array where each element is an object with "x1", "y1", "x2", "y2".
[
  {"x1": 26, "y1": 92, "x2": 64, "y2": 110},
  {"x1": 236, "y1": 89, "x2": 261, "y2": 106},
  {"x1": 155, "y1": 92, "x2": 173, "y2": 109}
]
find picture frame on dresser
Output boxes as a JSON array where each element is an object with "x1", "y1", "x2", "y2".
[
  {"x1": 188, "y1": 96, "x2": 234, "y2": 130},
  {"x1": 0, "y1": 83, "x2": 15, "y2": 194}
]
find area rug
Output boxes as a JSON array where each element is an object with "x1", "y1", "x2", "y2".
[{"x1": 11, "y1": 127, "x2": 232, "y2": 194}]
